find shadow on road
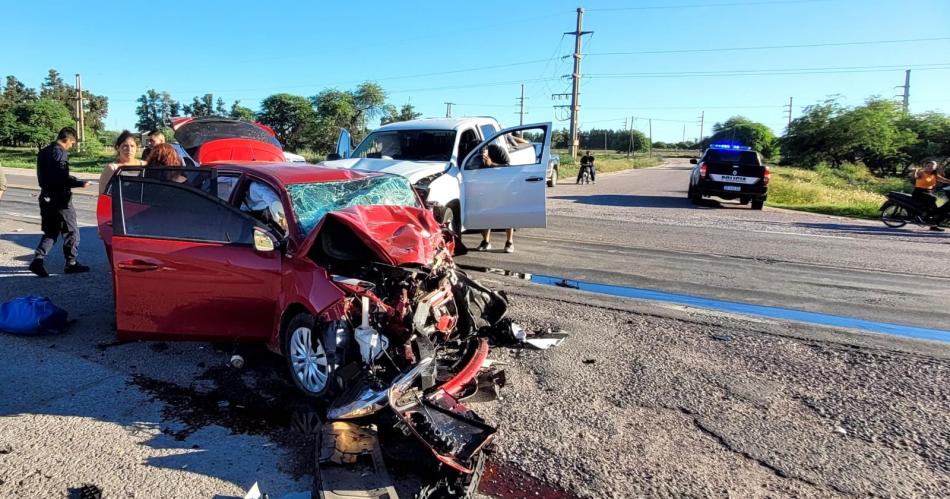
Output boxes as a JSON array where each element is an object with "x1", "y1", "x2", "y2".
[{"x1": 788, "y1": 221, "x2": 948, "y2": 240}]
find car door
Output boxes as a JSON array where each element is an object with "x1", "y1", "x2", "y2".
[
  {"x1": 459, "y1": 123, "x2": 551, "y2": 230},
  {"x1": 110, "y1": 171, "x2": 282, "y2": 342}
]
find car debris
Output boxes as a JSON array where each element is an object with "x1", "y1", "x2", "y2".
[
  {"x1": 315, "y1": 422, "x2": 398, "y2": 499},
  {"x1": 524, "y1": 332, "x2": 569, "y2": 350}
]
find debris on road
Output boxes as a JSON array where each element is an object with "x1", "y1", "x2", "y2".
[
  {"x1": 316, "y1": 422, "x2": 397, "y2": 499},
  {"x1": 525, "y1": 332, "x2": 569, "y2": 350},
  {"x1": 710, "y1": 334, "x2": 734, "y2": 342}
]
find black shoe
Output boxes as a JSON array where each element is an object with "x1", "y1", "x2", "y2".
[
  {"x1": 477, "y1": 241, "x2": 492, "y2": 252},
  {"x1": 504, "y1": 241, "x2": 514, "y2": 253},
  {"x1": 29, "y1": 259, "x2": 50, "y2": 278},
  {"x1": 64, "y1": 262, "x2": 90, "y2": 274}
]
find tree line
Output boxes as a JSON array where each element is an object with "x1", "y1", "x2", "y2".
[{"x1": 135, "y1": 83, "x2": 422, "y2": 154}]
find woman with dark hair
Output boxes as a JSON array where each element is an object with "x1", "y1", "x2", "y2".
[
  {"x1": 145, "y1": 143, "x2": 187, "y2": 183},
  {"x1": 98, "y1": 130, "x2": 145, "y2": 194}
]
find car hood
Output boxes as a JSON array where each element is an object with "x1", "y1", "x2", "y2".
[
  {"x1": 321, "y1": 158, "x2": 448, "y2": 183},
  {"x1": 302, "y1": 204, "x2": 444, "y2": 267}
]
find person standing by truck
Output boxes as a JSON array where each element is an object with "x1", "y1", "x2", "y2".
[{"x1": 29, "y1": 127, "x2": 93, "y2": 277}]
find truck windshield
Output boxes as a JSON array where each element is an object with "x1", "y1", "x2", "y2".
[
  {"x1": 352, "y1": 130, "x2": 457, "y2": 162},
  {"x1": 288, "y1": 175, "x2": 421, "y2": 234}
]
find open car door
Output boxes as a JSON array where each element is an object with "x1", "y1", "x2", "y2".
[
  {"x1": 336, "y1": 128, "x2": 352, "y2": 159},
  {"x1": 459, "y1": 123, "x2": 551, "y2": 230},
  {"x1": 110, "y1": 168, "x2": 282, "y2": 342}
]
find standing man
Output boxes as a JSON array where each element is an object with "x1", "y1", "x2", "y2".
[
  {"x1": 141, "y1": 129, "x2": 165, "y2": 162},
  {"x1": 29, "y1": 127, "x2": 92, "y2": 277}
]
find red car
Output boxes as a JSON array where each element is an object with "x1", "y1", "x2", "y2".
[{"x1": 97, "y1": 163, "x2": 505, "y2": 474}]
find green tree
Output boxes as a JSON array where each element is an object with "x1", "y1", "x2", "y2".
[
  {"x1": 380, "y1": 103, "x2": 422, "y2": 125},
  {"x1": 704, "y1": 116, "x2": 777, "y2": 159},
  {"x1": 901, "y1": 112, "x2": 950, "y2": 160},
  {"x1": 1, "y1": 76, "x2": 37, "y2": 111},
  {"x1": 11, "y1": 98, "x2": 74, "y2": 147},
  {"x1": 39, "y1": 69, "x2": 109, "y2": 134},
  {"x1": 229, "y1": 100, "x2": 256, "y2": 121},
  {"x1": 257, "y1": 93, "x2": 316, "y2": 150},
  {"x1": 135, "y1": 89, "x2": 179, "y2": 131}
]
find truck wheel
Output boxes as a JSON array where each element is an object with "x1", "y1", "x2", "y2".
[
  {"x1": 689, "y1": 184, "x2": 702, "y2": 205},
  {"x1": 751, "y1": 198, "x2": 765, "y2": 210},
  {"x1": 442, "y1": 204, "x2": 461, "y2": 235},
  {"x1": 547, "y1": 168, "x2": 557, "y2": 187}
]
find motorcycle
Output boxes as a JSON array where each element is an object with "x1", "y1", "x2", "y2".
[
  {"x1": 577, "y1": 162, "x2": 594, "y2": 185},
  {"x1": 880, "y1": 184, "x2": 950, "y2": 228}
]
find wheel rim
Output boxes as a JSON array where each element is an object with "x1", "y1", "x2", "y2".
[
  {"x1": 551, "y1": 170, "x2": 557, "y2": 185},
  {"x1": 881, "y1": 204, "x2": 908, "y2": 228},
  {"x1": 289, "y1": 326, "x2": 329, "y2": 393}
]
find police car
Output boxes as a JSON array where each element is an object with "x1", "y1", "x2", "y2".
[{"x1": 687, "y1": 144, "x2": 770, "y2": 210}]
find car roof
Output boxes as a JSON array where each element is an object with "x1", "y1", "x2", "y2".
[
  {"x1": 213, "y1": 162, "x2": 378, "y2": 185},
  {"x1": 374, "y1": 117, "x2": 498, "y2": 132}
]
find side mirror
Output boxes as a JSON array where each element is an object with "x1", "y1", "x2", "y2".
[
  {"x1": 689, "y1": 158, "x2": 698, "y2": 164},
  {"x1": 253, "y1": 228, "x2": 277, "y2": 253},
  {"x1": 326, "y1": 153, "x2": 342, "y2": 161}
]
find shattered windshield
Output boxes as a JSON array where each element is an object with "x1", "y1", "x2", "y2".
[
  {"x1": 352, "y1": 130, "x2": 456, "y2": 161},
  {"x1": 287, "y1": 175, "x2": 421, "y2": 234}
]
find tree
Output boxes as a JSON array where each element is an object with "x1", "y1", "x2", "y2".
[
  {"x1": 38, "y1": 69, "x2": 109, "y2": 134},
  {"x1": 257, "y1": 93, "x2": 316, "y2": 150},
  {"x1": 136, "y1": 89, "x2": 179, "y2": 131},
  {"x1": 11, "y1": 98, "x2": 74, "y2": 147},
  {"x1": 380, "y1": 103, "x2": 422, "y2": 125},
  {"x1": 229, "y1": 100, "x2": 256, "y2": 122},
  {"x1": 183, "y1": 94, "x2": 215, "y2": 117},
  {"x1": 1, "y1": 76, "x2": 37, "y2": 111},
  {"x1": 902, "y1": 112, "x2": 950, "y2": 160},
  {"x1": 215, "y1": 97, "x2": 228, "y2": 117},
  {"x1": 704, "y1": 116, "x2": 777, "y2": 159}
]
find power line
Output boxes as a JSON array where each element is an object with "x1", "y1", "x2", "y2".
[
  {"x1": 586, "y1": 37, "x2": 950, "y2": 57},
  {"x1": 585, "y1": 0, "x2": 831, "y2": 11},
  {"x1": 584, "y1": 63, "x2": 950, "y2": 79}
]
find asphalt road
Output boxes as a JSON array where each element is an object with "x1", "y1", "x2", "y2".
[{"x1": 459, "y1": 158, "x2": 950, "y2": 332}]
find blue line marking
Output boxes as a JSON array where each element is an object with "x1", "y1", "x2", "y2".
[{"x1": 530, "y1": 274, "x2": 950, "y2": 344}]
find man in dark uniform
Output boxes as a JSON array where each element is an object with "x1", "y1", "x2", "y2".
[{"x1": 29, "y1": 127, "x2": 93, "y2": 277}]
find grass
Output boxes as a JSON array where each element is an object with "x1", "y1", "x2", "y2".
[
  {"x1": 766, "y1": 163, "x2": 909, "y2": 219},
  {"x1": 0, "y1": 146, "x2": 112, "y2": 173},
  {"x1": 554, "y1": 148, "x2": 662, "y2": 180}
]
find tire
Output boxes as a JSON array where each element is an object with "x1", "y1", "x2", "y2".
[
  {"x1": 547, "y1": 168, "x2": 557, "y2": 187},
  {"x1": 880, "y1": 202, "x2": 909, "y2": 228},
  {"x1": 739, "y1": 196, "x2": 751, "y2": 205},
  {"x1": 442, "y1": 203, "x2": 461, "y2": 235},
  {"x1": 283, "y1": 312, "x2": 333, "y2": 399},
  {"x1": 750, "y1": 198, "x2": 764, "y2": 210},
  {"x1": 689, "y1": 184, "x2": 702, "y2": 205}
]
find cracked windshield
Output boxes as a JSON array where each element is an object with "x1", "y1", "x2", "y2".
[{"x1": 287, "y1": 175, "x2": 420, "y2": 233}]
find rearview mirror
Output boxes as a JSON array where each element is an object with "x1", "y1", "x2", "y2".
[
  {"x1": 253, "y1": 228, "x2": 277, "y2": 252},
  {"x1": 689, "y1": 158, "x2": 698, "y2": 164}
]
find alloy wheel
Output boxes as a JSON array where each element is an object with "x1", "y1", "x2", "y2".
[{"x1": 289, "y1": 326, "x2": 329, "y2": 394}]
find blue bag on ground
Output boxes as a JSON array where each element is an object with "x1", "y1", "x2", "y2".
[{"x1": 0, "y1": 295, "x2": 69, "y2": 335}]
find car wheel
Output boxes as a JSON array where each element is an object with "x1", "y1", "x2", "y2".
[
  {"x1": 442, "y1": 204, "x2": 461, "y2": 235},
  {"x1": 547, "y1": 168, "x2": 557, "y2": 187},
  {"x1": 751, "y1": 198, "x2": 765, "y2": 210},
  {"x1": 689, "y1": 184, "x2": 702, "y2": 205},
  {"x1": 284, "y1": 312, "x2": 332, "y2": 398},
  {"x1": 739, "y1": 196, "x2": 751, "y2": 205}
]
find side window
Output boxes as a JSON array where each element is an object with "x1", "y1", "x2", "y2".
[
  {"x1": 479, "y1": 124, "x2": 497, "y2": 141},
  {"x1": 217, "y1": 174, "x2": 241, "y2": 202},
  {"x1": 241, "y1": 180, "x2": 288, "y2": 236},
  {"x1": 464, "y1": 125, "x2": 548, "y2": 170},
  {"x1": 457, "y1": 128, "x2": 479, "y2": 163},
  {"x1": 118, "y1": 178, "x2": 255, "y2": 244}
]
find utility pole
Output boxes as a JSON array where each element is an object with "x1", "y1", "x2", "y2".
[
  {"x1": 75, "y1": 74, "x2": 85, "y2": 151},
  {"x1": 697, "y1": 111, "x2": 705, "y2": 148},
  {"x1": 516, "y1": 84, "x2": 527, "y2": 125},
  {"x1": 895, "y1": 69, "x2": 910, "y2": 112},
  {"x1": 682, "y1": 124, "x2": 686, "y2": 143},
  {"x1": 784, "y1": 96, "x2": 794, "y2": 129},
  {"x1": 603, "y1": 130, "x2": 607, "y2": 152},
  {"x1": 648, "y1": 119, "x2": 653, "y2": 158},
  {"x1": 444, "y1": 102, "x2": 455, "y2": 118},
  {"x1": 566, "y1": 7, "x2": 593, "y2": 160},
  {"x1": 627, "y1": 116, "x2": 634, "y2": 158}
]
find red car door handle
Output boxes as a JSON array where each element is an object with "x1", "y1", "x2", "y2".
[{"x1": 117, "y1": 260, "x2": 160, "y2": 272}]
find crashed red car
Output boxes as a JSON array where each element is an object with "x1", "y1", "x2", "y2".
[{"x1": 97, "y1": 163, "x2": 508, "y2": 474}]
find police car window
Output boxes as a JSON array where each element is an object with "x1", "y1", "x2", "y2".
[{"x1": 706, "y1": 150, "x2": 760, "y2": 165}]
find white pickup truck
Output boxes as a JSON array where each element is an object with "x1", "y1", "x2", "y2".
[{"x1": 320, "y1": 117, "x2": 552, "y2": 233}]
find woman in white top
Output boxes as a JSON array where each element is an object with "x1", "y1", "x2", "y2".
[{"x1": 98, "y1": 130, "x2": 145, "y2": 194}]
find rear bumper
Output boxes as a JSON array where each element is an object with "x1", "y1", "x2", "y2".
[{"x1": 698, "y1": 180, "x2": 767, "y2": 198}]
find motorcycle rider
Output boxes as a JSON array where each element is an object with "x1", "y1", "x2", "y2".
[{"x1": 912, "y1": 160, "x2": 949, "y2": 231}]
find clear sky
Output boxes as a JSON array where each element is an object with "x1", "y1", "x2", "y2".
[{"x1": 4, "y1": 0, "x2": 949, "y2": 142}]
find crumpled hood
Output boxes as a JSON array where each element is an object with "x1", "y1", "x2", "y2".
[
  {"x1": 321, "y1": 158, "x2": 448, "y2": 184},
  {"x1": 303, "y1": 204, "x2": 444, "y2": 266}
]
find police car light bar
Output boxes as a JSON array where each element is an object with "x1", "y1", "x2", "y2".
[{"x1": 710, "y1": 143, "x2": 752, "y2": 151}]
